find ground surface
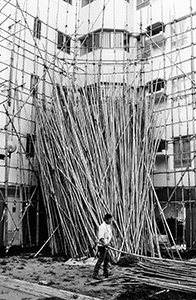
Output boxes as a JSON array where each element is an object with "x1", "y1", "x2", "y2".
[{"x1": 0, "y1": 253, "x2": 195, "y2": 300}]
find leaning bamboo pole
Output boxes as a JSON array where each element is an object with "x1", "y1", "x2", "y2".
[{"x1": 34, "y1": 78, "x2": 176, "y2": 258}]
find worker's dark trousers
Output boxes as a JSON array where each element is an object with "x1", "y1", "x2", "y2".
[{"x1": 93, "y1": 246, "x2": 110, "y2": 276}]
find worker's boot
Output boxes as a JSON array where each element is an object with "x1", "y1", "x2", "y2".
[
  {"x1": 92, "y1": 273, "x2": 101, "y2": 280},
  {"x1": 103, "y1": 258, "x2": 111, "y2": 277},
  {"x1": 103, "y1": 271, "x2": 112, "y2": 277}
]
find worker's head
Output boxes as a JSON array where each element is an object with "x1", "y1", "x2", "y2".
[{"x1": 104, "y1": 213, "x2": 113, "y2": 224}]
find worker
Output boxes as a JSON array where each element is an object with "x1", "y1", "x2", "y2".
[{"x1": 93, "y1": 213, "x2": 113, "y2": 280}]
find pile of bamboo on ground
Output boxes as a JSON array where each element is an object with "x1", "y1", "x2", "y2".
[
  {"x1": 123, "y1": 256, "x2": 196, "y2": 293},
  {"x1": 34, "y1": 82, "x2": 172, "y2": 257}
]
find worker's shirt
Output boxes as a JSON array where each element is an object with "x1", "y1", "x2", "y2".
[{"x1": 98, "y1": 222, "x2": 112, "y2": 246}]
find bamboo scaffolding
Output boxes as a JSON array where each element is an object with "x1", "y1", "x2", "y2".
[
  {"x1": 2, "y1": 0, "x2": 196, "y2": 258},
  {"x1": 33, "y1": 75, "x2": 178, "y2": 257},
  {"x1": 0, "y1": 0, "x2": 43, "y2": 250}
]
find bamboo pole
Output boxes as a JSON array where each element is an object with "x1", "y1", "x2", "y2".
[
  {"x1": 33, "y1": 76, "x2": 176, "y2": 257},
  {"x1": 33, "y1": 225, "x2": 59, "y2": 258}
]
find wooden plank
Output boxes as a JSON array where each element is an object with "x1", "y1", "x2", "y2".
[{"x1": 0, "y1": 275, "x2": 101, "y2": 300}]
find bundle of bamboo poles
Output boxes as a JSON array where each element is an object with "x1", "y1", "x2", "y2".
[
  {"x1": 34, "y1": 81, "x2": 173, "y2": 258},
  {"x1": 123, "y1": 256, "x2": 196, "y2": 293}
]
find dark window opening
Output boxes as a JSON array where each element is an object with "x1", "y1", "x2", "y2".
[
  {"x1": 0, "y1": 154, "x2": 5, "y2": 160},
  {"x1": 30, "y1": 74, "x2": 39, "y2": 97},
  {"x1": 156, "y1": 187, "x2": 196, "y2": 202},
  {"x1": 33, "y1": 17, "x2": 41, "y2": 39},
  {"x1": 146, "y1": 22, "x2": 165, "y2": 37},
  {"x1": 147, "y1": 78, "x2": 165, "y2": 93},
  {"x1": 26, "y1": 134, "x2": 35, "y2": 157},
  {"x1": 123, "y1": 33, "x2": 130, "y2": 52},
  {"x1": 80, "y1": 32, "x2": 100, "y2": 54},
  {"x1": 63, "y1": 0, "x2": 72, "y2": 4},
  {"x1": 157, "y1": 139, "x2": 167, "y2": 152},
  {"x1": 82, "y1": 0, "x2": 94, "y2": 7},
  {"x1": 57, "y1": 31, "x2": 71, "y2": 54}
]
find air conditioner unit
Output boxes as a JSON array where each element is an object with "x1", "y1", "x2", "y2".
[
  {"x1": 146, "y1": 89, "x2": 167, "y2": 104},
  {"x1": 154, "y1": 90, "x2": 167, "y2": 103},
  {"x1": 146, "y1": 32, "x2": 165, "y2": 48}
]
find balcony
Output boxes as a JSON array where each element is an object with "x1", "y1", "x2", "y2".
[
  {"x1": 146, "y1": 22, "x2": 165, "y2": 48},
  {"x1": 146, "y1": 32, "x2": 165, "y2": 48},
  {"x1": 146, "y1": 89, "x2": 167, "y2": 104},
  {"x1": 146, "y1": 78, "x2": 167, "y2": 104}
]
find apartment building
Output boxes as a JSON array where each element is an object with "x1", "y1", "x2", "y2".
[
  {"x1": 135, "y1": 0, "x2": 196, "y2": 247},
  {"x1": 0, "y1": 0, "x2": 76, "y2": 248},
  {"x1": 0, "y1": 0, "x2": 196, "y2": 251}
]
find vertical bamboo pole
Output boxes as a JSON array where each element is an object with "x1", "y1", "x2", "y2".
[
  {"x1": 4, "y1": 129, "x2": 9, "y2": 249},
  {"x1": 189, "y1": 0, "x2": 195, "y2": 248},
  {"x1": 72, "y1": 0, "x2": 79, "y2": 86},
  {"x1": 98, "y1": 0, "x2": 106, "y2": 85},
  {"x1": 4, "y1": 2, "x2": 19, "y2": 249}
]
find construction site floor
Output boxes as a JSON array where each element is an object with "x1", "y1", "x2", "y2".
[
  {"x1": 0, "y1": 254, "x2": 122, "y2": 300},
  {"x1": 0, "y1": 275, "x2": 100, "y2": 300},
  {"x1": 0, "y1": 253, "x2": 196, "y2": 300}
]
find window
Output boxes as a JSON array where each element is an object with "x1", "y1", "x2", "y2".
[
  {"x1": 137, "y1": 36, "x2": 151, "y2": 59},
  {"x1": 57, "y1": 31, "x2": 71, "y2": 54},
  {"x1": 30, "y1": 74, "x2": 39, "y2": 97},
  {"x1": 80, "y1": 30, "x2": 131, "y2": 55},
  {"x1": 113, "y1": 32, "x2": 123, "y2": 50},
  {"x1": 63, "y1": 0, "x2": 72, "y2": 4},
  {"x1": 173, "y1": 136, "x2": 191, "y2": 168},
  {"x1": 171, "y1": 76, "x2": 186, "y2": 95},
  {"x1": 26, "y1": 134, "x2": 35, "y2": 157},
  {"x1": 146, "y1": 22, "x2": 164, "y2": 37},
  {"x1": 114, "y1": 32, "x2": 130, "y2": 51},
  {"x1": 80, "y1": 34, "x2": 94, "y2": 55},
  {"x1": 82, "y1": 0, "x2": 94, "y2": 7},
  {"x1": 80, "y1": 31, "x2": 111, "y2": 55},
  {"x1": 157, "y1": 139, "x2": 167, "y2": 152},
  {"x1": 147, "y1": 78, "x2": 165, "y2": 93},
  {"x1": 146, "y1": 22, "x2": 165, "y2": 48},
  {"x1": 171, "y1": 19, "x2": 188, "y2": 49},
  {"x1": 137, "y1": 0, "x2": 150, "y2": 10},
  {"x1": 171, "y1": 75, "x2": 191, "y2": 103},
  {"x1": 101, "y1": 32, "x2": 111, "y2": 48},
  {"x1": 123, "y1": 33, "x2": 130, "y2": 52},
  {"x1": 33, "y1": 17, "x2": 41, "y2": 39},
  {"x1": 146, "y1": 78, "x2": 167, "y2": 104}
]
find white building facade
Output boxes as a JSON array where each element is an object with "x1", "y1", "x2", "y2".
[{"x1": 0, "y1": 0, "x2": 196, "y2": 249}]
